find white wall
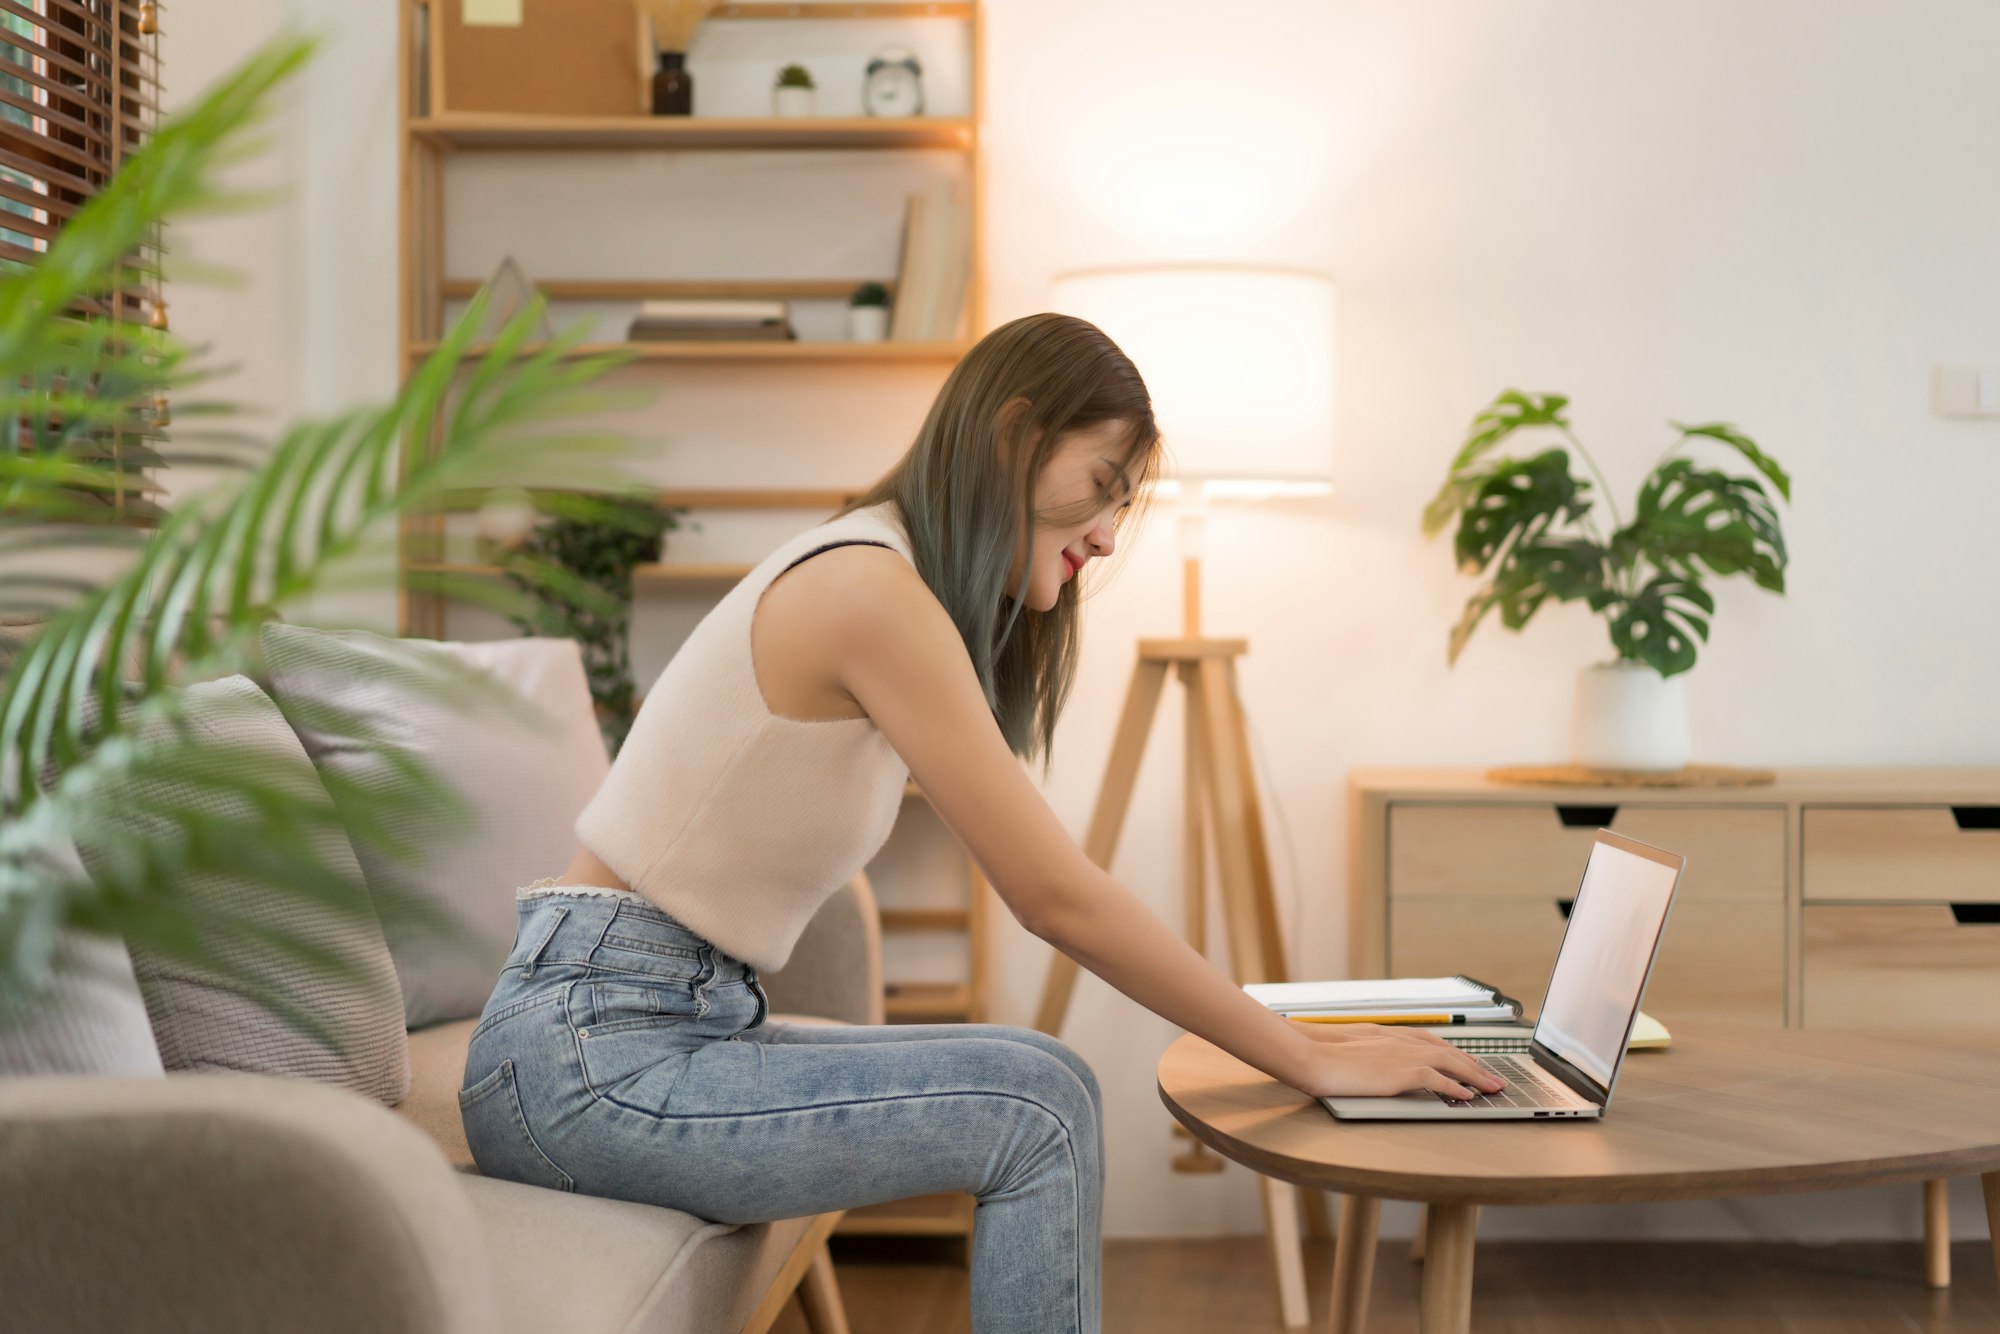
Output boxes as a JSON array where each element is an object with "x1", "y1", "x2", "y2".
[{"x1": 176, "y1": 0, "x2": 2000, "y2": 1240}]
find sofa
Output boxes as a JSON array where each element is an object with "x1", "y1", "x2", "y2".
[{"x1": 0, "y1": 629, "x2": 884, "y2": 1334}]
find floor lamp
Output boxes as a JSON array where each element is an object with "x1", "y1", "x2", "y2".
[{"x1": 1038, "y1": 265, "x2": 1336, "y2": 1330}]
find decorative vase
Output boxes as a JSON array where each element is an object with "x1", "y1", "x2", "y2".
[
  {"x1": 651, "y1": 52, "x2": 692, "y2": 116},
  {"x1": 773, "y1": 86, "x2": 814, "y2": 117},
  {"x1": 847, "y1": 305, "x2": 888, "y2": 342},
  {"x1": 1570, "y1": 661, "x2": 1690, "y2": 771}
]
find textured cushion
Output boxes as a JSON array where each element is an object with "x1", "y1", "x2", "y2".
[
  {"x1": 1, "y1": 619, "x2": 162, "y2": 1076},
  {"x1": 261, "y1": 625, "x2": 610, "y2": 1028},
  {"x1": 69, "y1": 676, "x2": 411, "y2": 1103},
  {"x1": 460, "y1": 1174, "x2": 816, "y2": 1334},
  {"x1": 0, "y1": 919, "x2": 164, "y2": 1076}
]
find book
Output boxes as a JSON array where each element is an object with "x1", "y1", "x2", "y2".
[
  {"x1": 626, "y1": 324, "x2": 797, "y2": 342},
  {"x1": 635, "y1": 299, "x2": 789, "y2": 322},
  {"x1": 1245, "y1": 976, "x2": 1517, "y2": 1016},
  {"x1": 886, "y1": 178, "x2": 970, "y2": 343},
  {"x1": 1437, "y1": 1012, "x2": 1672, "y2": 1055}
]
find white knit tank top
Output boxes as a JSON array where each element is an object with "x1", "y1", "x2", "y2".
[{"x1": 573, "y1": 502, "x2": 914, "y2": 972}]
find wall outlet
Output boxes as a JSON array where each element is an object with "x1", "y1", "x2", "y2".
[{"x1": 1934, "y1": 365, "x2": 2000, "y2": 418}]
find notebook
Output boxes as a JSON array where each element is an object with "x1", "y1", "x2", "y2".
[{"x1": 1245, "y1": 975, "x2": 1524, "y2": 1023}]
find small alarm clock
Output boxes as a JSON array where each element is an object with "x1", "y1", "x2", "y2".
[{"x1": 863, "y1": 45, "x2": 924, "y2": 118}]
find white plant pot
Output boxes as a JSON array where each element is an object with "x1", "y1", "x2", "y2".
[
  {"x1": 772, "y1": 86, "x2": 815, "y2": 117},
  {"x1": 847, "y1": 305, "x2": 888, "y2": 342},
  {"x1": 1570, "y1": 662, "x2": 1690, "y2": 771}
]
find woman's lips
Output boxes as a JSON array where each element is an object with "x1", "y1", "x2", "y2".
[{"x1": 1062, "y1": 551, "x2": 1081, "y2": 578}]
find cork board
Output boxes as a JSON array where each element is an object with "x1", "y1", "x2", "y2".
[{"x1": 437, "y1": 0, "x2": 647, "y2": 117}]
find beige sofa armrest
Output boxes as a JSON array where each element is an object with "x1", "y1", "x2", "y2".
[
  {"x1": 758, "y1": 872, "x2": 884, "y2": 1026},
  {"x1": 0, "y1": 1073, "x2": 499, "y2": 1334}
]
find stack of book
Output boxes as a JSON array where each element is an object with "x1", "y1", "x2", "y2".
[
  {"x1": 626, "y1": 299, "x2": 797, "y2": 343},
  {"x1": 1245, "y1": 977, "x2": 1671, "y2": 1055},
  {"x1": 888, "y1": 178, "x2": 971, "y2": 343},
  {"x1": 1245, "y1": 976, "x2": 1524, "y2": 1026}
]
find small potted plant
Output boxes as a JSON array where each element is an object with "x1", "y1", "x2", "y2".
[
  {"x1": 847, "y1": 281, "x2": 889, "y2": 343},
  {"x1": 1425, "y1": 390, "x2": 1792, "y2": 771},
  {"x1": 772, "y1": 63, "x2": 815, "y2": 117}
]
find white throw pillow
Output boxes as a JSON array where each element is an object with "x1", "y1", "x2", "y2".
[{"x1": 260, "y1": 625, "x2": 610, "y2": 1028}]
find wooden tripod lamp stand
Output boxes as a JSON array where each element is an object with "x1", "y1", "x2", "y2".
[{"x1": 1039, "y1": 265, "x2": 1337, "y2": 1329}]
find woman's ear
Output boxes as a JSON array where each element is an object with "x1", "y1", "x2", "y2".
[{"x1": 994, "y1": 397, "x2": 1038, "y2": 467}]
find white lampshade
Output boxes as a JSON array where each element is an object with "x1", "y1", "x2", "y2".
[{"x1": 1049, "y1": 264, "x2": 1335, "y2": 494}]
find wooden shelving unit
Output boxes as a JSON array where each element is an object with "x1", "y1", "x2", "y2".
[{"x1": 396, "y1": 0, "x2": 988, "y2": 1251}]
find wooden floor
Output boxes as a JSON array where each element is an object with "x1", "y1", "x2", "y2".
[{"x1": 772, "y1": 1236, "x2": 2000, "y2": 1333}]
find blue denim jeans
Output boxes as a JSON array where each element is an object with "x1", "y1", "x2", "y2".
[{"x1": 460, "y1": 888, "x2": 1105, "y2": 1334}]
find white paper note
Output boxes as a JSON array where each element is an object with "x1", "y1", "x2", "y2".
[{"x1": 463, "y1": 0, "x2": 524, "y2": 27}]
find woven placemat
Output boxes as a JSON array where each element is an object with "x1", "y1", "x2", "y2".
[{"x1": 1486, "y1": 762, "x2": 1777, "y2": 788}]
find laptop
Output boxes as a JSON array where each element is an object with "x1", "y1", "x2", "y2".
[{"x1": 1323, "y1": 828, "x2": 1685, "y2": 1121}]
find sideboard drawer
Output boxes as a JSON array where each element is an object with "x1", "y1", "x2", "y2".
[
  {"x1": 1388, "y1": 804, "x2": 1783, "y2": 901},
  {"x1": 1803, "y1": 806, "x2": 2000, "y2": 902},
  {"x1": 1389, "y1": 896, "x2": 1785, "y2": 1026},
  {"x1": 1803, "y1": 904, "x2": 2000, "y2": 1034}
]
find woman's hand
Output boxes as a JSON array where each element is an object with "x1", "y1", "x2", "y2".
[
  {"x1": 1291, "y1": 1021, "x2": 1461, "y2": 1049},
  {"x1": 1281, "y1": 1028, "x2": 1506, "y2": 1102}
]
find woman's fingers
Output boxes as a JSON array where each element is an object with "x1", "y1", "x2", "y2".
[
  {"x1": 1440, "y1": 1048, "x2": 1504, "y2": 1091},
  {"x1": 1421, "y1": 1067, "x2": 1479, "y2": 1100}
]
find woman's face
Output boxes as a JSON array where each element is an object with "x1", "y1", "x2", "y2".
[{"x1": 1008, "y1": 418, "x2": 1137, "y2": 612}]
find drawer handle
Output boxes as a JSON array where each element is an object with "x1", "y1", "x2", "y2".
[
  {"x1": 1950, "y1": 903, "x2": 2000, "y2": 925},
  {"x1": 1556, "y1": 898, "x2": 1575, "y2": 920},
  {"x1": 1556, "y1": 805, "x2": 1618, "y2": 829},
  {"x1": 1952, "y1": 806, "x2": 2000, "y2": 831}
]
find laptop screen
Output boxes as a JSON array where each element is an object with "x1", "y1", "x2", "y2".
[{"x1": 1532, "y1": 834, "x2": 1683, "y2": 1093}]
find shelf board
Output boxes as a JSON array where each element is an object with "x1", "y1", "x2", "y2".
[
  {"x1": 835, "y1": 1191, "x2": 975, "y2": 1238},
  {"x1": 410, "y1": 113, "x2": 974, "y2": 152},
  {"x1": 403, "y1": 560, "x2": 754, "y2": 584},
  {"x1": 438, "y1": 278, "x2": 895, "y2": 302},
  {"x1": 713, "y1": 3, "x2": 977, "y2": 19},
  {"x1": 880, "y1": 908, "x2": 972, "y2": 933},
  {"x1": 406, "y1": 338, "x2": 971, "y2": 364},
  {"x1": 883, "y1": 981, "x2": 973, "y2": 1021}
]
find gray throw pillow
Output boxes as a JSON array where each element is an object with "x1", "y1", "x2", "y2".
[
  {"x1": 63, "y1": 675, "x2": 411, "y2": 1103},
  {"x1": 260, "y1": 625, "x2": 609, "y2": 1029},
  {"x1": 0, "y1": 864, "x2": 165, "y2": 1076}
]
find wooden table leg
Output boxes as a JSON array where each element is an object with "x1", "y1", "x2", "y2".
[
  {"x1": 1925, "y1": 1178, "x2": 1951, "y2": 1289},
  {"x1": 1328, "y1": 1194, "x2": 1379, "y2": 1334},
  {"x1": 1417, "y1": 1203, "x2": 1477, "y2": 1334},
  {"x1": 1982, "y1": 1173, "x2": 2000, "y2": 1297},
  {"x1": 1410, "y1": 1204, "x2": 1428, "y2": 1263},
  {"x1": 1261, "y1": 1177, "x2": 1310, "y2": 1328}
]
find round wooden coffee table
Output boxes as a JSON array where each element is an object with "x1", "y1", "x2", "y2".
[{"x1": 1157, "y1": 1024, "x2": 2000, "y2": 1334}]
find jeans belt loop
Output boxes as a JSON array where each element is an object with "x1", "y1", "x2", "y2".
[{"x1": 520, "y1": 906, "x2": 569, "y2": 979}]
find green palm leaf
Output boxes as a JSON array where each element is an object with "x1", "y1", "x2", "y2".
[{"x1": 0, "y1": 36, "x2": 656, "y2": 1020}]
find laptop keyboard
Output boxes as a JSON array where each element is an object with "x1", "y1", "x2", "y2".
[{"x1": 1437, "y1": 1055, "x2": 1580, "y2": 1110}]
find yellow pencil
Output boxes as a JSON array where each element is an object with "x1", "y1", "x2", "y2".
[{"x1": 1287, "y1": 1013, "x2": 1455, "y2": 1025}]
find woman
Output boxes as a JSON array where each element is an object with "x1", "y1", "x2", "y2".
[{"x1": 460, "y1": 312, "x2": 1502, "y2": 1333}]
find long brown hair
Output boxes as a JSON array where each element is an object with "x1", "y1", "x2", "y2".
[{"x1": 845, "y1": 312, "x2": 1161, "y2": 762}]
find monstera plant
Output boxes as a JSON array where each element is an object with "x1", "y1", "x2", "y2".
[
  {"x1": 1423, "y1": 390, "x2": 1792, "y2": 768},
  {"x1": 1425, "y1": 390, "x2": 1791, "y2": 677}
]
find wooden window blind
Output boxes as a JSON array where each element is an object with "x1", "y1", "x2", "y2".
[{"x1": 1, "y1": 0, "x2": 164, "y2": 524}]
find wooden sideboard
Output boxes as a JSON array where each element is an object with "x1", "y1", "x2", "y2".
[{"x1": 1347, "y1": 768, "x2": 2000, "y2": 1035}]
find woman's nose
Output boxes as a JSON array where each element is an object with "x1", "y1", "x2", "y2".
[{"x1": 1087, "y1": 519, "x2": 1116, "y2": 558}]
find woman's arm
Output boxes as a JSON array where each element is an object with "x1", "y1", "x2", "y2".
[{"x1": 794, "y1": 550, "x2": 1501, "y2": 1101}]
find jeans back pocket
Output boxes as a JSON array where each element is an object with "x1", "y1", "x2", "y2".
[
  {"x1": 459, "y1": 1057, "x2": 574, "y2": 1193},
  {"x1": 583, "y1": 978, "x2": 703, "y2": 1033}
]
